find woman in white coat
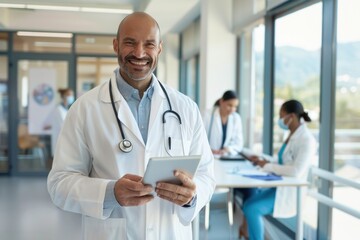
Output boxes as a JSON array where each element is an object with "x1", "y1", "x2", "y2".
[
  {"x1": 203, "y1": 90, "x2": 243, "y2": 156},
  {"x1": 240, "y1": 99, "x2": 317, "y2": 240},
  {"x1": 47, "y1": 12, "x2": 215, "y2": 240},
  {"x1": 43, "y1": 88, "x2": 74, "y2": 156}
]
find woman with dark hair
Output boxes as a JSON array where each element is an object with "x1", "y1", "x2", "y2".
[
  {"x1": 239, "y1": 99, "x2": 317, "y2": 240},
  {"x1": 202, "y1": 90, "x2": 244, "y2": 156}
]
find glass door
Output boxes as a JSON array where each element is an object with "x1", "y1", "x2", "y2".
[
  {"x1": 0, "y1": 55, "x2": 9, "y2": 174},
  {"x1": 14, "y1": 59, "x2": 71, "y2": 174}
]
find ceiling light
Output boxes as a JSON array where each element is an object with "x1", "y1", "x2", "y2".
[
  {"x1": 17, "y1": 31, "x2": 73, "y2": 38},
  {"x1": 80, "y1": 7, "x2": 132, "y2": 14},
  {"x1": 27, "y1": 4, "x2": 80, "y2": 12},
  {"x1": 0, "y1": 3, "x2": 25, "y2": 8}
]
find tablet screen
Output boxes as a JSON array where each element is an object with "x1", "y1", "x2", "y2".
[{"x1": 142, "y1": 155, "x2": 201, "y2": 187}]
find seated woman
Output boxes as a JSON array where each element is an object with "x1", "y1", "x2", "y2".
[
  {"x1": 240, "y1": 99, "x2": 317, "y2": 240},
  {"x1": 202, "y1": 90, "x2": 253, "y2": 229},
  {"x1": 202, "y1": 90, "x2": 243, "y2": 156}
]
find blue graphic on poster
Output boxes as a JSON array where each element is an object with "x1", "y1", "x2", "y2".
[{"x1": 33, "y1": 83, "x2": 54, "y2": 105}]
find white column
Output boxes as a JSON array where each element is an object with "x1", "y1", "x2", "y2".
[{"x1": 199, "y1": 0, "x2": 237, "y2": 111}]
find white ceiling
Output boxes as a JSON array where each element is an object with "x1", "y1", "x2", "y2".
[{"x1": 0, "y1": 0, "x2": 200, "y2": 35}]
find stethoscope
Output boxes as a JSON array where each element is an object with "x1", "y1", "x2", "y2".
[{"x1": 109, "y1": 79, "x2": 185, "y2": 155}]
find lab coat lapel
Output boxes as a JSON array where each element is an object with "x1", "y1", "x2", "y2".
[
  {"x1": 101, "y1": 75, "x2": 145, "y2": 146},
  {"x1": 224, "y1": 113, "x2": 234, "y2": 146},
  {"x1": 117, "y1": 98, "x2": 145, "y2": 146},
  {"x1": 148, "y1": 78, "x2": 166, "y2": 139}
]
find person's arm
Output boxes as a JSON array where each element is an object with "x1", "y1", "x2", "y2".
[
  {"x1": 262, "y1": 136, "x2": 316, "y2": 177},
  {"x1": 240, "y1": 147, "x2": 274, "y2": 165},
  {"x1": 47, "y1": 101, "x2": 112, "y2": 220}
]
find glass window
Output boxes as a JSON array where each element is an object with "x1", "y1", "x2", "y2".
[
  {"x1": 274, "y1": 3, "x2": 322, "y2": 238},
  {"x1": 253, "y1": 25, "x2": 265, "y2": 153},
  {"x1": 0, "y1": 32, "x2": 8, "y2": 51},
  {"x1": 185, "y1": 55, "x2": 199, "y2": 103},
  {"x1": 0, "y1": 56, "x2": 8, "y2": 173},
  {"x1": 14, "y1": 32, "x2": 72, "y2": 53},
  {"x1": 77, "y1": 57, "x2": 118, "y2": 97},
  {"x1": 17, "y1": 60, "x2": 69, "y2": 172},
  {"x1": 333, "y1": 0, "x2": 360, "y2": 237},
  {"x1": 76, "y1": 35, "x2": 114, "y2": 54},
  {"x1": 238, "y1": 24, "x2": 265, "y2": 153}
]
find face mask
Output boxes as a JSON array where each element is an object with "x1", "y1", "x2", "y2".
[
  {"x1": 277, "y1": 117, "x2": 289, "y2": 130},
  {"x1": 66, "y1": 95, "x2": 74, "y2": 106}
]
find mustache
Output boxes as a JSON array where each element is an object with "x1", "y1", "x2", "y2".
[{"x1": 125, "y1": 55, "x2": 152, "y2": 62}]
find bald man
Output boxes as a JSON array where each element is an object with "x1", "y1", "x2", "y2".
[{"x1": 48, "y1": 12, "x2": 215, "y2": 240}]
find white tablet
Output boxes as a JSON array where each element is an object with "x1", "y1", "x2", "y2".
[{"x1": 142, "y1": 155, "x2": 201, "y2": 187}]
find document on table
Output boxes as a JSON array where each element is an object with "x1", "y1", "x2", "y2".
[{"x1": 227, "y1": 168, "x2": 282, "y2": 181}]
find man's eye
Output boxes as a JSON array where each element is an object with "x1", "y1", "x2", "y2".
[{"x1": 146, "y1": 43, "x2": 156, "y2": 48}]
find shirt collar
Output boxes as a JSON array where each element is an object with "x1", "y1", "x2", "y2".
[{"x1": 114, "y1": 68, "x2": 155, "y2": 101}]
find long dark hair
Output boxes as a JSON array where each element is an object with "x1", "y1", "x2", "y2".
[
  {"x1": 281, "y1": 99, "x2": 311, "y2": 122},
  {"x1": 214, "y1": 90, "x2": 238, "y2": 106}
]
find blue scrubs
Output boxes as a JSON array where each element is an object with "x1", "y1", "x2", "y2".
[{"x1": 242, "y1": 143, "x2": 287, "y2": 240}]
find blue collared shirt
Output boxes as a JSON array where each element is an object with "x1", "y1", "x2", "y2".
[
  {"x1": 103, "y1": 69, "x2": 154, "y2": 214},
  {"x1": 114, "y1": 68, "x2": 154, "y2": 144}
]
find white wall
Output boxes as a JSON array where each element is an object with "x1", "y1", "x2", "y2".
[
  {"x1": 199, "y1": 0, "x2": 237, "y2": 111},
  {"x1": 0, "y1": 9, "x2": 8, "y2": 28},
  {"x1": 182, "y1": 19, "x2": 200, "y2": 60},
  {"x1": 233, "y1": 0, "x2": 265, "y2": 34},
  {"x1": 158, "y1": 33, "x2": 179, "y2": 89}
]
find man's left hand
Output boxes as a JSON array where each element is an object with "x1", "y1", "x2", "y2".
[{"x1": 155, "y1": 170, "x2": 196, "y2": 206}]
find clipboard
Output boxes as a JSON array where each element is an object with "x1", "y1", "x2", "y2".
[{"x1": 142, "y1": 155, "x2": 201, "y2": 187}]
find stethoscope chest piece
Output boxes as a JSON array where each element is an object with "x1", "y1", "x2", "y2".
[
  {"x1": 109, "y1": 78, "x2": 181, "y2": 154},
  {"x1": 119, "y1": 139, "x2": 133, "y2": 153}
]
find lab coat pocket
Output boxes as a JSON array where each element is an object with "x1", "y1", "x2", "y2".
[
  {"x1": 82, "y1": 216, "x2": 127, "y2": 240},
  {"x1": 169, "y1": 139, "x2": 191, "y2": 156}
]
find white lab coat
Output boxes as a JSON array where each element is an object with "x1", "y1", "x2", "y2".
[
  {"x1": 202, "y1": 107, "x2": 244, "y2": 155},
  {"x1": 261, "y1": 124, "x2": 317, "y2": 218},
  {"x1": 47, "y1": 73, "x2": 215, "y2": 240},
  {"x1": 43, "y1": 104, "x2": 68, "y2": 156}
]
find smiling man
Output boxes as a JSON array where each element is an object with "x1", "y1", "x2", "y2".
[
  {"x1": 47, "y1": 12, "x2": 215, "y2": 240},
  {"x1": 114, "y1": 13, "x2": 161, "y2": 93}
]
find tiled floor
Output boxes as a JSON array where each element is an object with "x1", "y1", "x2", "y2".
[{"x1": 0, "y1": 177, "x2": 242, "y2": 240}]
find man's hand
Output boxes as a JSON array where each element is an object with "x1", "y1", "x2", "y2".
[
  {"x1": 155, "y1": 170, "x2": 196, "y2": 206},
  {"x1": 114, "y1": 174, "x2": 154, "y2": 206}
]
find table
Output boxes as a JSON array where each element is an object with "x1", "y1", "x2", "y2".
[{"x1": 193, "y1": 160, "x2": 308, "y2": 240}]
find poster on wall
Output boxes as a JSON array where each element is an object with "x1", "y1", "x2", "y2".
[{"x1": 28, "y1": 68, "x2": 56, "y2": 135}]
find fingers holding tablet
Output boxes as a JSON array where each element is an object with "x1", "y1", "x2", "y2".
[{"x1": 155, "y1": 170, "x2": 196, "y2": 206}]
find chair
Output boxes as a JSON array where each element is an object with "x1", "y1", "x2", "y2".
[
  {"x1": 205, "y1": 187, "x2": 233, "y2": 230},
  {"x1": 18, "y1": 124, "x2": 47, "y2": 167}
]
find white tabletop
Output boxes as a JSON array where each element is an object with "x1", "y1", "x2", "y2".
[{"x1": 214, "y1": 159, "x2": 309, "y2": 188}]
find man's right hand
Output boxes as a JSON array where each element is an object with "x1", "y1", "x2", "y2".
[{"x1": 114, "y1": 174, "x2": 154, "y2": 206}]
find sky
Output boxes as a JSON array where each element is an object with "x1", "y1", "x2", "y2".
[{"x1": 254, "y1": 1, "x2": 360, "y2": 52}]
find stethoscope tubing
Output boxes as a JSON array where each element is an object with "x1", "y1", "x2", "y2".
[{"x1": 109, "y1": 78, "x2": 183, "y2": 154}]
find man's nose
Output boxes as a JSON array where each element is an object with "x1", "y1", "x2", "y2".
[{"x1": 132, "y1": 44, "x2": 146, "y2": 58}]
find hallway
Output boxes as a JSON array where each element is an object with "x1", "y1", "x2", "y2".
[{"x1": 0, "y1": 177, "x2": 241, "y2": 240}]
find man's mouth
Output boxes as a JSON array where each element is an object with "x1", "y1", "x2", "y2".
[{"x1": 128, "y1": 59, "x2": 149, "y2": 66}]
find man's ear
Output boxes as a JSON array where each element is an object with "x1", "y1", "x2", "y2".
[
  {"x1": 158, "y1": 40, "x2": 163, "y2": 55},
  {"x1": 113, "y1": 38, "x2": 119, "y2": 54}
]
